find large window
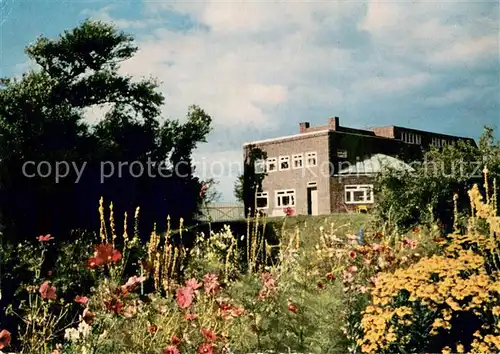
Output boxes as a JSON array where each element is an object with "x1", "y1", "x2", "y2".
[
  {"x1": 279, "y1": 156, "x2": 290, "y2": 170},
  {"x1": 305, "y1": 152, "x2": 317, "y2": 167},
  {"x1": 275, "y1": 189, "x2": 296, "y2": 207},
  {"x1": 292, "y1": 153, "x2": 303, "y2": 169},
  {"x1": 266, "y1": 157, "x2": 277, "y2": 172},
  {"x1": 344, "y1": 185, "x2": 374, "y2": 204},
  {"x1": 256, "y1": 192, "x2": 268, "y2": 209}
]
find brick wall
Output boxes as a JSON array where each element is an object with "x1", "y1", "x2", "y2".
[
  {"x1": 245, "y1": 132, "x2": 331, "y2": 216},
  {"x1": 330, "y1": 175, "x2": 376, "y2": 213}
]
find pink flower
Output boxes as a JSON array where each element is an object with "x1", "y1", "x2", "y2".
[
  {"x1": 163, "y1": 346, "x2": 180, "y2": 354},
  {"x1": 185, "y1": 278, "x2": 202, "y2": 291},
  {"x1": 198, "y1": 343, "x2": 214, "y2": 354},
  {"x1": 74, "y1": 295, "x2": 88, "y2": 305},
  {"x1": 176, "y1": 287, "x2": 194, "y2": 309},
  {"x1": 283, "y1": 207, "x2": 295, "y2": 216},
  {"x1": 200, "y1": 183, "x2": 209, "y2": 198},
  {"x1": 39, "y1": 281, "x2": 56, "y2": 300},
  {"x1": 37, "y1": 234, "x2": 54, "y2": 242},
  {"x1": 402, "y1": 239, "x2": 418, "y2": 249},
  {"x1": 0, "y1": 330, "x2": 11, "y2": 350},
  {"x1": 184, "y1": 313, "x2": 198, "y2": 320},
  {"x1": 287, "y1": 301, "x2": 298, "y2": 313},
  {"x1": 122, "y1": 275, "x2": 146, "y2": 292},
  {"x1": 203, "y1": 273, "x2": 220, "y2": 296}
]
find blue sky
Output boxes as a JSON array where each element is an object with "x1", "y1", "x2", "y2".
[{"x1": 1, "y1": 0, "x2": 499, "y2": 201}]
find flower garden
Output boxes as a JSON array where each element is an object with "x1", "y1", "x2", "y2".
[{"x1": 0, "y1": 173, "x2": 499, "y2": 354}]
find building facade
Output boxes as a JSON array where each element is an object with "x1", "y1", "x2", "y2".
[{"x1": 243, "y1": 117, "x2": 476, "y2": 216}]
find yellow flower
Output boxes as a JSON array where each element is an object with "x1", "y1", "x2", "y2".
[
  {"x1": 456, "y1": 343, "x2": 464, "y2": 353},
  {"x1": 441, "y1": 346, "x2": 451, "y2": 354}
]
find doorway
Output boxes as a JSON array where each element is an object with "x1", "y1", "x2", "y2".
[{"x1": 307, "y1": 182, "x2": 318, "y2": 216}]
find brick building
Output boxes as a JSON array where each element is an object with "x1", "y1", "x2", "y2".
[{"x1": 242, "y1": 117, "x2": 476, "y2": 216}]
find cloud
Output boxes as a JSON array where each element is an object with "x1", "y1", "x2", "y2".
[{"x1": 78, "y1": 0, "x2": 499, "y2": 200}]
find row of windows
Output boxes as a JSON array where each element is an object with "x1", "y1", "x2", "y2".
[
  {"x1": 255, "y1": 184, "x2": 374, "y2": 209},
  {"x1": 401, "y1": 131, "x2": 451, "y2": 148},
  {"x1": 401, "y1": 132, "x2": 422, "y2": 145},
  {"x1": 266, "y1": 152, "x2": 317, "y2": 172},
  {"x1": 431, "y1": 137, "x2": 449, "y2": 148}
]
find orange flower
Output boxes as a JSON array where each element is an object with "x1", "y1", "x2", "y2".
[
  {"x1": 0, "y1": 330, "x2": 11, "y2": 350},
  {"x1": 39, "y1": 281, "x2": 57, "y2": 300},
  {"x1": 147, "y1": 323, "x2": 158, "y2": 335},
  {"x1": 82, "y1": 309, "x2": 95, "y2": 324},
  {"x1": 37, "y1": 234, "x2": 54, "y2": 242},
  {"x1": 201, "y1": 328, "x2": 217, "y2": 341},
  {"x1": 198, "y1": 343, "x2": 214, "y2": 354},
  {"x1": 74, "y1": 295, "x2": 88, "y2": 305}
]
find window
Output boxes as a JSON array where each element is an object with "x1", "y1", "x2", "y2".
[
  {"x1": 266, "y1": 157, "x2": 277, "y2": 172},
  {"x1": 344, "y1": 185, "x2": 374, "y2": 204},
  {"x1": 292, "y1": 154, "x2": 303, "y2": 169},
  {"x1": 275, "y1": 189, "x2": 295, "y2": 207},
  {"x1": 256, "y1": 192, "x2": 268, "y2": 209},
  {"x1": 401, "y1": 131, "x2": 421, "y2": 145},
  {"x1": 279, "y1": 156, "x2": 290, "y2": 170},
  {"x1": 337, "y1": 149, "x2": 348, "y2": 158},
  {"x1": 305, "y1": 152, "x2": 317, "y2": 167}
]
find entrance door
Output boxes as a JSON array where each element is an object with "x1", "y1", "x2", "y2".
[{"x1": 307, "y1": 186, "x2": 318, "y2": 215}]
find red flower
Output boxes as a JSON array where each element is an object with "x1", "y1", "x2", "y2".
[
  {"x1": 171, "y1": 335, "x2": 182, "y2": 345},
  {"x1": 37, "y1": 234, "x2": 54, "y2": 242},
  {"x1": 412, "y1": 227, "x2": 420, "y2": 233},
  {"x1": 200, "y1": 184, "x2": 209, "y2": 198},
  {"x1": 74, "y1": 295, "x2": 88, "y2": 305},
  {"x1": 184, "y1": 313, "x2": 198, "y2": 320},
  {"x1": 198, "y1": 343, "x2": 214, "y2": 354},
  {"x1": 82, "y1": 309, "x2": 95, "y2": 324},
  {"x1": 326, "y1": 273, "x2": 336, "y2": 281},
  {"x1": 349, "y1": 251, "x2": 357, "y2": 259},
  {"x1": 287, "y1": 302, "x2": 298, "y2": 313},
  {"x1": 95, "y1": 244, "x2": 122, "y2": 263},
  {"x1": 39, "y1": 281, "x2": 57, "y2": 300},
  {"x1": 202, "y1": 273, "x2": 220, "y2": 296},
  {"x1": 283, "y1": 207, "x2": 295, "y2": 216},
  {"x1": 163, "y1": 346, "x2": 180, "y2": 354},
  {"x1": 0, "y1": 330, "x2": 11, "y2": 350},
  {"x1": 374, "y1": 232, "x2": 384, "y2": 239},
  {"x1": 185, "y1": 278, "x2": 202, "y2": 291},
  {"x1": 104, "y1": 298, "x2": 123, "y2": 314},
  {"x1": 201, "y1": 328, "x2": 217, "y2": 341},
  {"x1": 317, "y1": 281, "x2": 325, "y2": 289},
  {"x1": 176, "y1": 287, "x2": 194, "y2": 309}
]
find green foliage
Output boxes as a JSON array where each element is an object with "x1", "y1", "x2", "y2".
[{"x1": 373, "y1": 127, "x2": 499, "y2": 233}]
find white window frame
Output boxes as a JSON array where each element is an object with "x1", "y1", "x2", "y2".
[
  {"x1": 305, "y1": 152, "x2": 317, "y2": 167},
  {"x1": 292, "y1": 153, "x2": 303, "y2": 169},
  {"x1": 266, "y1": 157, "x2": 277, "y2": 172},
  {"x1": 275, "y1": 189, "x2": 296, "y2": 208},
  {"x1": 344, "y1": 185, "x2": 374, "y2": 204},
  {"x1": 279, "y1": 155, "x2": 290, "y2": 170},
  {"x1": 256, "y1": 191, "x2": 269, "y2": 209}
]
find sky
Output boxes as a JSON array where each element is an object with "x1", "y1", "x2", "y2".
[{"x1": 0, "y1": 0, "x2": 499, "y2": 201}]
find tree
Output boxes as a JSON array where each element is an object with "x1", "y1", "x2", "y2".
[
  {"x1": 0, "y1": 20, "x2": 212, "y2": 241},
  {"x1": 374, "y1": 127, "x2": 499, "y2": 233},
  {"x1": 237, "y1": 145, "x2": 267, "y2": 217}
]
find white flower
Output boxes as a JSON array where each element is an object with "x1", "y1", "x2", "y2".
[{"x1": 64, "y1": 327, "x2": 80, "y2": 342}]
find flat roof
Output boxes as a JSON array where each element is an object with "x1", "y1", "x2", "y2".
[{"x1": 242, "y1": 129, "x2": 329, "y2": 146}]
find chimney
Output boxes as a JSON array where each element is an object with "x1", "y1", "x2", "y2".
[
  {"x1": 299, "y1": 122, "x2": 310, "y2": 133},
  {"x1": 328, "y1": 117, "x2": 339, "y2": 130}
]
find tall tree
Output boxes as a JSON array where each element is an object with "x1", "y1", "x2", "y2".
[{"x1": 0, "y1": 20, "x2": 212, "y2": 241}]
